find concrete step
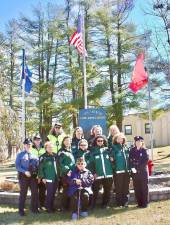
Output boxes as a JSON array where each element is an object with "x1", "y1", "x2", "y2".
[{"x1": 0, "y1": 187, "x2": 170, "y2": 206}]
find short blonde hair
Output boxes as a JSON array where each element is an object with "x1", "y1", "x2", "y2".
[
  {"x1": 44, "y1": 141, "x2": 53, "y2": 150},
  {"x1": 112, "y1": 132, "x2": 126, "y2": 144}
]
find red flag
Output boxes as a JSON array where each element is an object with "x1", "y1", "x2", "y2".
[
  {"x1": 69, "y1": 15, "x2": 87, "y2": 57},
  {"x1": 129, "y1": 53, "x2": 148, "y2": 93}
]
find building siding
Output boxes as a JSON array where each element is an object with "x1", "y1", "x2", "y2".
[{"x1": 123, "y1": 111, "x2": 170, "y2": 147}]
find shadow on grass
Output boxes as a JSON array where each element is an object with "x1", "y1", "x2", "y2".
[
  {"x1": 0, "y1": 205, "x2": 71, "y2": 225},
  {"x1": 0, "y1": 204, "x2": 138, "y2": 224}
]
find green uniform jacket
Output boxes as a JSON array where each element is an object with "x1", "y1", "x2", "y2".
[
  {"x1": 57, "y1": 148, "x2": 75, "y2": 177},
  {"x1": 38, "y1": 152, "x2": 58, "y2": 182},
  {"x1": 47, "y1": 133, "x2": 65, "y2": 153},
  {"x1": 73, "y1": 148, "x2": 92, "y2": 171},
  {"x1": 31, "y1": 145, "x2": 45, "y2": 158},
  {"x1": 111, "y1": 143, "x2": 130, "y2": 173},
  {"x1": 91, "y1": 146, "x2": 113, "y2": 179}
]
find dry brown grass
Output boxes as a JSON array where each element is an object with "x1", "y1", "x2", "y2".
[
  {"x1": 0, "y1": 181, "x2": 19, "y2": 192},
  {"x1": 153, "y1": 146, "x2": 170, "y2": 163},
  {"x1": 0, "y1": 200, "x2": 170, "y2": 225}
]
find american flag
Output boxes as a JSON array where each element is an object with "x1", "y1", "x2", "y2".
[{"x1": 69, "y1": 15, "x2": 87, "y2": 57}]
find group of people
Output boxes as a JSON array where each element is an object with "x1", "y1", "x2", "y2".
[{"x1": 15, "y1": 123, "x2": 150, "y2": 220}]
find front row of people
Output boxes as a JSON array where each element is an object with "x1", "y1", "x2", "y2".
[{"x1": 15, "y1": 134, "x2": 149, "y2": 220}]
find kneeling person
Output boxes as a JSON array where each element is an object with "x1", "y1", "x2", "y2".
[{"x1": 67, "y1": 157, "x2": 94, "y2": 220}]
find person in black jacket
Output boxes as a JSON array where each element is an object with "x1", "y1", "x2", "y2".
[
  {"x1": 71, "y1": 127, "x2": 84, "y2": 157},
  {"x1": 129, "y1": 136, "x2": 149, "y2": 208},
  {"x1": 88, "y1": 125, "x2": 103, "y2": 151}
]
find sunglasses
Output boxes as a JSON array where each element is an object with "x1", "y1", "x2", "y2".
[
  {"x1": 77, "y1": 163, "x2": 84, "y2": 165},
  {"x1": 80, "y1": 144, "x2": 87, "y2": 146},
  {"x1": 97, "y1": 140, "x2": 104, "y2": 142}
]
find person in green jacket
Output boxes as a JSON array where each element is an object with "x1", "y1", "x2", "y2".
[
  {"x1": 110, "y1": 132, "x2": 130, "y2": 207},
  {"x1": 73, "y1": 139, "x2": 91, "y2": 170},
  {"x1": 90, "y1": 135, "x2": 113, "y2": 209},
  {"x1": 38, "y1": 141, "x2": 58, "y2": 213},
  {"x1": 57, "y1": 136, "x2": 75, "y2": 211},
  {"x1": 47, "y1": 123, "x2": 65, "y2": 153},
  {"x1": 32, "y1": 134, "x2": 46, "y2": 209}
]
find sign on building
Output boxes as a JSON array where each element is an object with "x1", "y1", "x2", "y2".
[{"x1": 79, "y1": 108, "x2": 107, "y2": 139}]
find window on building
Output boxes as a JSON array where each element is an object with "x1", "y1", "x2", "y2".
[
  {"x1": 145, "y1": 123, "x2": 150, "y2": 134},
  {"x1": 124, "y1": 125, "x2": 132, "y2": 135}
]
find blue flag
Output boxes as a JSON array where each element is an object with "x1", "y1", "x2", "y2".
[
  {"x1": 22, "y1": 64, "x2": 32, "y2": 93},
  {"x1": 25, "y1": 76, "x2": 32, "y2": 93},
  {"x1": 25, "y1": 65, "x2": 32, "y2": 77}
]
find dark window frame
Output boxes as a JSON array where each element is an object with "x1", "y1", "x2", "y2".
[
  {"x1": 124, "y1": 125, "x2": 132, "y2": 135},
  {"x1": 145, "y1": 123, "x2": 150, "y2": 134}
]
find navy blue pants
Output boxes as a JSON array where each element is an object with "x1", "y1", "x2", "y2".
[
  {"x1": 114, "y1": 172, "x2": 130, "y2": 206},
  {"x1": 18, "y1": 174, "x2": 38, "y2": 213},
  {"x1": 92, "y1": 178, "x2": 113, "y2": 207},
  {"x1": 38, "y1": 181, "x2": 46, "y2": 208},
  {"x1": 132, "y1": 173, "x2": 149, "y2": 207},
  {"x1": 46, "y1": 181, "x2": 58, "y2": 212}
]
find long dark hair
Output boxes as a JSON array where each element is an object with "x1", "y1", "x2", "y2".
[
  {"x1": 72, "y1": 127, "x2": 84, "y2": 139},
  {"x1": 61, "y1": 136, "x2": 71, "y2": 149}
]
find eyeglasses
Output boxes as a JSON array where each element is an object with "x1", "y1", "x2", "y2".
[
  {"x1": 77, "y1": 163, "x2": 84, "y2": 165},
  {"x1": 97, "y1": 140, "x2": 104, "y2": 142},
  {"x1": 80, "y1": 144, "x2": 87, "y2": 146}
]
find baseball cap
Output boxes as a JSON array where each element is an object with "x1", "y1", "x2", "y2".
[
  {"x1": 23, "y1": 138, "x2": 32, "y2": 145},
  {"x1": 54, "y1": 123, "x2": 62, "y2": 128},
  {"x1": 33, "y1": 133, "x2": 41, "y2": 140},
  {"x1": 134, "y1": 136, "x2": 144, "y2": 141}
]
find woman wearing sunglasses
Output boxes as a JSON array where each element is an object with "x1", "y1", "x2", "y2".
[
  {"x1": 73, "y1": 139, "x2": 91, "y2": 170},
  {"x1": 90, "y1": 135, "x2": 113, "y2": 209}
]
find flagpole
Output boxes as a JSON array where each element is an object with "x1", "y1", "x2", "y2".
[
  {"x1": 148, "y1": 77, "x2": 154, "y2": 160},
  {"x1": 144, "y1": 31, "x2": 154, "y2": 161},
  {"x1": 22, "y1": 49, "x2": 26, "y2": 142},
  {"x1": 82, "y1": 9, "x2": 87, "y2": 109}
]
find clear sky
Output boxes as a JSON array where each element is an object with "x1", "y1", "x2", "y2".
[
  {"x1": 0, "y1": 0, "x2": 64, "y2": 31},
  {"x1": 0, "y1": 0, "x2": 156, "y2": 32}
]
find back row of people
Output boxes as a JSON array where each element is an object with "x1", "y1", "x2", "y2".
[{"x1": 15, "y1": 123, "x2": 149, "y2": 220}]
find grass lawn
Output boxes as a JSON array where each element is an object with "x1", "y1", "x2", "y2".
[
  {"x1": 0, "y1": 200, "x2": 170, "y2": 225},
  {"x1": 153, "y1": 146, "x2": 170, "y2": 173}
]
